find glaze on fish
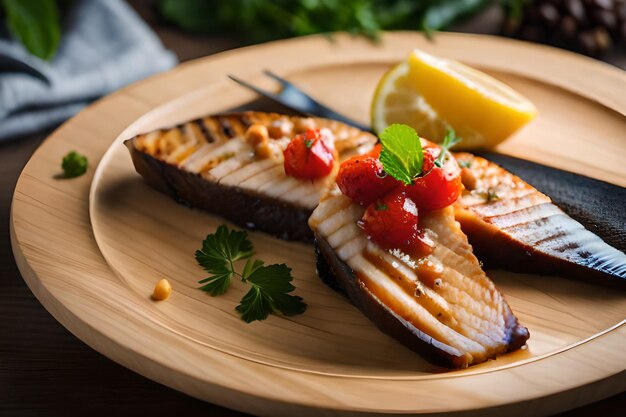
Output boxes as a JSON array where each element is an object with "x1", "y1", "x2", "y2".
[{"x1": 310, "y1": 188, "x2": 529, "y2": 368}]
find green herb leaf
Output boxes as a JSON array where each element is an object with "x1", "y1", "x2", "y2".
[
  {"x1": 61, "y1": 151, "x2": 88, "y2": 178},
  {"x1": 197, "y1": 270, "x2": 232, "y2": 296},
  {"x1": 241, "y1": 258, "x2": 264, "y2": 281},
  {"x1": 434, "y1": 128, "x2": 462, "y2": 168},
  {"x1": 236, "y1": 263, "x2": 306, "y2": 322},
  {"x1": 2, "y1": 0, "x2": 61, "y2": 60},
  {"x1": 304, "y1": 138, "x2": 314, "y2": 149},
  {"x1": 378, "y1": 124, "x2": 423, "y2": 185},
  {"x1": 195, "y1": 225, "x2": 254, "y2": 295},
  {"x1": 236, "y1": 286, "x2": 273, "y2": 322},
  {"x1": 195, "y1": 225, "x2": 306, "y2": 321}
]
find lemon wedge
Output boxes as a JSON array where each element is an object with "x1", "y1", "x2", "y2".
[{"x1": 371, "y1": 49, "x2": 538, "y2": 149}]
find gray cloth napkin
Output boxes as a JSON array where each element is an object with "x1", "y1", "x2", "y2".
[{"x1": 0, "y1": 0, "x2": 177, "y2": 141}]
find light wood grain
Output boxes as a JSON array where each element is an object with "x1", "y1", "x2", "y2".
[{"x1": 11, "y1": 33, "x2": 626, "y2": 416}]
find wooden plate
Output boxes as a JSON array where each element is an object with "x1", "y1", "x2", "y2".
[{"x1": 11, "y1": 33, "x2": 626, "y2": 416}]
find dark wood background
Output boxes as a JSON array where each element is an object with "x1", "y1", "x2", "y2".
[{"x1": 1, "y1": 2, "x2": 624, "y2": 416}]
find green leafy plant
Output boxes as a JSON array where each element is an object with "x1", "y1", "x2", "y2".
[
  {"x1": 0, "y1": 1, "x2": 525, "y2": 61},
  {"x1": 421, "y1": 0, "x2": 492, "y2": 35},
  {"x1": 195, "y1": 225, "x2": 253, "y2": 295},
  {"x1": 1, "y1": 0, "x2": 61, "y2": 60},
  {"x1": 195, "y1": 225, "x2": 306, "y2": 322},
  {"x1": 158, "y1": 0, "x2": 502, "y2": 43}
]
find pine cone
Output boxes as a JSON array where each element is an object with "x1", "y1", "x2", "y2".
[{"x1": 503, "y1": 0, "x2": 626, "y2": 56}]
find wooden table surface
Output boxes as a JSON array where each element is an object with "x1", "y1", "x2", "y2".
[{"x1": 1, "y1": 3, "x2": 624, "y2": 416}]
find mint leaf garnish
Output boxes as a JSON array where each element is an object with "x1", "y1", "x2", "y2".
[{"x1": 378, "y1": 124, "x2": 424, "y2": 185}]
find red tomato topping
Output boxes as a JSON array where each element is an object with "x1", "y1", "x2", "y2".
[
  {"x1": 359, "y1": 189, "x2": 421, "y2": 253},
  {"x1": 402, "y1": 144, "x2": 463, "y2": 211},
  {"x1": 366, "y1": 143, "x2": 382, "y2": 158},
  {"x1": 336, "y1": 152, "x2": 398, "y2": 206},
  {"x1": 283, "y1": 129, "x2": 335, "y2": 179},
  {"x1": 339, "y1": 137, "x2": 462, "y2": 216}
]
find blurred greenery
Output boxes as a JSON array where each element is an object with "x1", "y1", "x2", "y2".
[
  {"x1": 1, "y1": 0, "x2": 60, "y2": 60},
  {"x1": 421, "y1": 0, "x2": 492, "y2": 35},
  {"x1": 0, "y1": 0, "x2": 524, "y2": 60},
  {"x1": 157, "y1": 0, "x2": 505, "y2": 42}
]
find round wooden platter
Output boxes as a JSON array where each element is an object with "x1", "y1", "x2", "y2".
[{"x1": 10, "y1": 32, "x2": 626, "y2": 416}]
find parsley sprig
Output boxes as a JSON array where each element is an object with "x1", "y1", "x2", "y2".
[
  {"x1": 195, "y1": 225, "x2": 306, "y2": 322},
  {"x1": 236, "y1": 260, "x2": 306, "y2": 322}
]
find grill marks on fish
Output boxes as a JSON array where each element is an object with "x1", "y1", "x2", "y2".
[
  {"x1": 310, "y1": 191, "x2": 529, "y2": 367},
  {"x1": 126, "y1": 112, "x2": 376, "y2": 241},
  {"x1": 193, "y1": 119, "x2": 212, "y2": 143},
  {"x1": 455, "y1": 154, "x2": 626, "y2": 285},
  {"x1": 130, "y1": 112, "x2": 376, "y2": 211},
  {"x1": 362, "y1": 244, "x2": 507, "y2": 351}
]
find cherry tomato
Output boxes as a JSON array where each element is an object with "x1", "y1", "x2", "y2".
[
  {"x1": 421, "y1": 147, "x2": 437, "y2": 175},
  {"x1": 402, "y1": 144, "x2": 463, "y2": 211},
  {"x1": 359, "y1": 189, "x2": 420, "y2": 253},
  {"x1": 283, "y1": 129, "x2": 335, "y2": 179},
  {"x1": 336, "y1": 152, "x2": 398, "y2": 206},
  {"x1": 366, "y1": 143, "x2": 382, "y2": 158}
]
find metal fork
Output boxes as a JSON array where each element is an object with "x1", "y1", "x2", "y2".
[{"x1": 228, "y1": 70, "x2": 373, "y2": 133}]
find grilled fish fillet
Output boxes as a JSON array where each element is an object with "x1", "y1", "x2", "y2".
[
  {"x1": 125, "y1": 112, "x2": 376, "y2": 241},
  {"x1": 126, "y1": 111, "x2": 624, "y2": 284},
  {"x1": 455, "y1": 153, "x2": 626, "y2": 286},
  {"x1": 309, "y1": 188, "x2": 529, "y2": 368}
]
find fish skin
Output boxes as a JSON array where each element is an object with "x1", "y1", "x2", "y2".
[
  {"x1": 126, "y1": 143, "x2": 314, "y2": 241},
  {"x1": 315, "y1": 235, "x2": 472, "y2": 369},
  {"x1": 315, "y1": 235, "x2": 530, "y2": 368},
  {"x1": 456, "y1": 153, "x2": 626, "y2": 287}
]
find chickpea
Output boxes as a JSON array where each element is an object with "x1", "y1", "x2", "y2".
[
  {"x1": 461, "y1": 167, "x2": 478, "y2": 191},
  {"x1": 245, "y1": 124, "x2": 269, "y2": 147},
  {"x1": 268, "y1": 119, "x2": 293, "y2": 138},
  {"x1": 294, "y1": 117, "x2": 316, "y2": 133},
  {"x1": 255, "y1": 142, "x2": 274, "y2": 159},
  {"x1": 151, "y1": 278, "x2": 172, "y2": 301},
  {"x1": 246, "y1": 123, "x2": 278, "y2": 160}
]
